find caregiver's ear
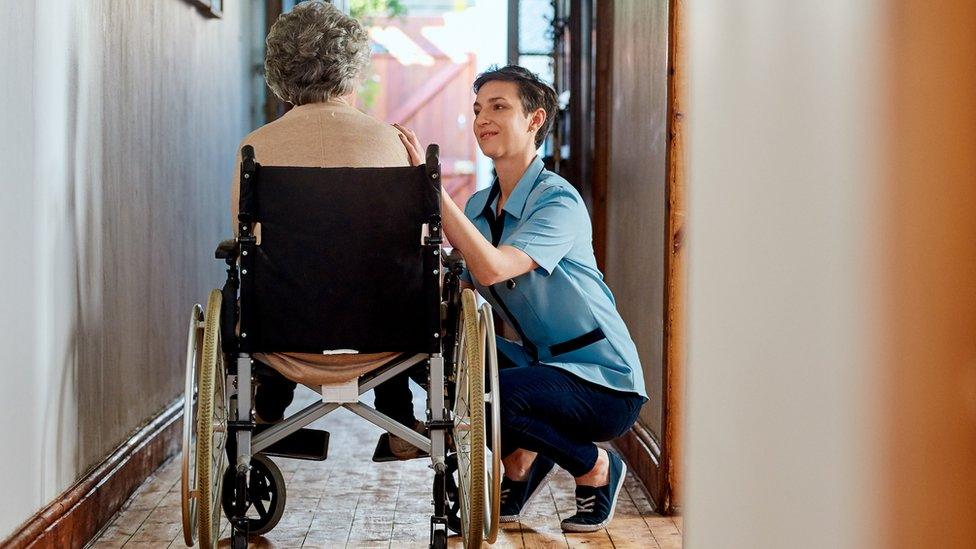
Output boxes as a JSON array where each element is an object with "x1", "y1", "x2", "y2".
[{"x1": 529, "y1": 107, "x2": 547, "y2": 132}]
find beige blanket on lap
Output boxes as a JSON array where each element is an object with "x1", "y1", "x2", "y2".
[{"x1": 230, "y1": 99, "x2": 411, "y2": 385}]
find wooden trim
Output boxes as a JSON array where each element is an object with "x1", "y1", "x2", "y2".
[
  {"x1": 616, "y1": 0, "x2": 684, "y2": 517},
  {"x1": 883, "y1": 1, "x2": 976, "y2": 546},
  {"x1": 591, "y1": 0, "x2": 613, "y2": 271},
  {"x1": 613, "y1": 423, "x2": 671, "y2": 511},
  {"x1": 1, "y1": 400, "x2": 183, "y2": 549},
  {"x1": 661, "y1": 0, "x2": 686, "y2": 515}
]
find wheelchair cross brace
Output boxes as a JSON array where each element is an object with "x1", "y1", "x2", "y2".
[{"x1": 247, "y1": 352, "x2": 435, "y2": 454}]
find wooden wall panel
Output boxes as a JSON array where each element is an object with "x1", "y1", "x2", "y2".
[{"x1": 605, "y1": 0, "x2": 670, "y2": 437}]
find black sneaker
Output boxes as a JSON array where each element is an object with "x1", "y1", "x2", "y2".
[
  {"x1": 499, "y1": 455, "x2": 557, "y2": 522},
  {"x1": 561, "y1": 450, "x2": 627, "y2": 533}
]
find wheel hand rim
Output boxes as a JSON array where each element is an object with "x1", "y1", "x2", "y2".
[
  {"x1": 181, "y1": 304, "x2": 204, "y2": 546},
  {"x1": 480, "y1": 304, "x2": 502, "y2": 543}
]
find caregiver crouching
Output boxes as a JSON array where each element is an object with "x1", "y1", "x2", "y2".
[{"x1": 396, "y1": 65, "x2": 647, "y2": 533}]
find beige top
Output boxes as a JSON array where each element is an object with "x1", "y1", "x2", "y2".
[{"x1": 231, "y1": 99, "x2": 411, "y2": 385}]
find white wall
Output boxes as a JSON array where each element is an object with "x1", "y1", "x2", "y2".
[
  {"x1": 0, "y1": 0, "x2": 259, "y2": 537},
  {"x1": 684, "y1": 3, "x2": 884, "y2": 548},
  {"x1": 0, "y1": 2, "x2": 41, "y2": 536}
]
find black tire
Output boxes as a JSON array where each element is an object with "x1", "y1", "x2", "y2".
[
  {"x1": 431, "y1": 528, "x2": 448, "y2": 549},
  {"x1": 443, "y1": 453, "x2": 462, "y2": 535},
  {"x1": 221, "y1": 454, "x2": 286, "y2": 535}
]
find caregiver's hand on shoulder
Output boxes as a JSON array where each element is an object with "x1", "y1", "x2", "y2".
[{"x1": 393, "y1": 123, "x2": 424, "y2": 167}]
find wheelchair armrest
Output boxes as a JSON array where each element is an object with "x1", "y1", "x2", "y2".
[
  {"x1": 215, "y1": 239, "x2": 239, "y2": 261},
  {"x1": 442, "y1": 248, "x2": 465, "y2": 275}
]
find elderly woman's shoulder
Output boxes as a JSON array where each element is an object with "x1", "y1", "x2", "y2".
[{"x1": 235, "y1": 105, "x2": 408, "y2": 166}]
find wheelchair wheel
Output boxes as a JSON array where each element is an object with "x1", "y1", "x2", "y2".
[
  {"x1": 479, "y1": 302, "x2": 502, "y2": 543},
  {"x1": 180, "y1": 304, "x2": 204, "y2": 546},
  {"x1": 193, "y1": 290, "x2": 229, "y2": 548},
  {"x1": 454, "y1": 289, "x2": 492, "y2": 548},
  {"x1": 445, "y1": 302, "x2": 502, "y2": 543},
  {"x1": 221, "y1": 454, "x2": 286, "y2": 535}
]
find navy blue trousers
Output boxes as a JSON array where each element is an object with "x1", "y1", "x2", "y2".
[{"x1": 494, "y1": 338, "x2": 644, "y2": 477}]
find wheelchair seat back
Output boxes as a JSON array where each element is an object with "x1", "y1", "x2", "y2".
[{"x1": 242, "y1": 163, "x2": 441, "y2": 355}]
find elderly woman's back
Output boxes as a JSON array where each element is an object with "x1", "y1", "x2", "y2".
[
  {"x1": 243, "y1": 99, "x2": 408, "y2": 168},
  {"x1": 229, "y1": 1, "x2": 410, "y2": 394},
  {"x1": 231, "y1": 100, "x2": 409, "y2": 224}
]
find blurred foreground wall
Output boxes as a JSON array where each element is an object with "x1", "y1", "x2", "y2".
[
  {"x1": 0, "y1": 0, "x2": 259, "y2": 536},
  {"x1": 685, "y1": 1, "x2": 976, "y2": 548}
]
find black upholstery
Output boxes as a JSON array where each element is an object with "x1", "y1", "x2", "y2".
[{"x1": 244, "y1": 164, "x2": 440, "y2": 354}]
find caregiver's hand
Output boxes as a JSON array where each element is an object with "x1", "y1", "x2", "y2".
[{"x1": 393, "y1": 123, "x2": 424, "y2": 166}]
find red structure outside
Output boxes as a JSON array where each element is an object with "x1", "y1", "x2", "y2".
[{"x1": 358, "y1": 15, "x2": 479, "y2": 214}]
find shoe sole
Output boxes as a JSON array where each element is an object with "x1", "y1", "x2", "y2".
[
  {"x1": 498, "y1": 465, "x2": 559, "y2": 523},
  {"x1": 561, "y1": 460, "x2": 628, "y2": 533}
]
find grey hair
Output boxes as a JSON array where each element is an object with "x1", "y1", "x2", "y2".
[{"x1": 265, "y1": 1, "x2": 371, "y2": 105}]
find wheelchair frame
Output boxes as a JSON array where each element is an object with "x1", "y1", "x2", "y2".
[{"x1": 204, "y1": 145, "x2": 465, "y2": 549}]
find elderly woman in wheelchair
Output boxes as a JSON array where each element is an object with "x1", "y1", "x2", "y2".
[{"x1": 179, "y1": 3, "x2": 501, "y2": 549}]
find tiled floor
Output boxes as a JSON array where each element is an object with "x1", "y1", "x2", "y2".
[{"x1": 87, "y1": 387, "x2": 682, "y2": 548}]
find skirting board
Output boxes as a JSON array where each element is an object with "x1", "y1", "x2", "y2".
[
  {"x1": 613, "y1": 421, "x2": 669, "y2": 513},
  {"x1": 1, "y1": 399, "x2": 183, "y2": 548}
]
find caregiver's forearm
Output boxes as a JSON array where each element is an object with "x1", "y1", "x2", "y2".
[{"x1": 441, "y1": 193, "x2": 535, "y2": 286}]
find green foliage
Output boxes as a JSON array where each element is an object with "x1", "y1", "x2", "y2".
[
  {"x1": 349, "y1": 0, "x2": 407, "y2": 21},
  {"x1": 349, "y1": 0, "x2": 407, "y2": 113},
  {"x1": 358, "y1": 71, "x2": 381, "y2": 114}
]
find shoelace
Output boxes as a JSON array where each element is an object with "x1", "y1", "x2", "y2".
[{"x1": 575, "y1": 495, "x2": 596, "y2": 513}]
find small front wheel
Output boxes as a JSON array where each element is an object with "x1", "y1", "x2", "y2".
[
  {"x1": 221, "y1": 454, "x2": 287, "y2": 535},
  {"x1": 431, "y1": 528, "x2": 448, "y2": 549}
]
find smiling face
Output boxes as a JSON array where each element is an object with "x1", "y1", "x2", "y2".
[{"x1": 473, "y1": 80, "x2": 546, "y2": 160}]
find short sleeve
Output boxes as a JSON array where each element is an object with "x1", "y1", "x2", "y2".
[
  {"x1": 503, "y1": 186, "x2": 580, "y2": 276},
  {"x1": 459, "y1": 191, "x2": 486, "y2": 285}
]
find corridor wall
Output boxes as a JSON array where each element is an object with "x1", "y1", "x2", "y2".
[{"x1": 0, "y1": 0, "x2": 261, "y2": 537}]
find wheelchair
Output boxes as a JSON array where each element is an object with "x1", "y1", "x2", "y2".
[{"x1": 179, "y1": 144, "x2": 502, "y2": 549}]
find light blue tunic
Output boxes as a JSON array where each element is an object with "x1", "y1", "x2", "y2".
[{"x1": 461, "y1": 156, "x2": 648, "y2": 400}]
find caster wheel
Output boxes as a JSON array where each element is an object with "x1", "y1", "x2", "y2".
[
  {"x1": 431, "y1": 528, "x2": 448, "y2": 549},
  {"x1": 221, "y1": 454, "x2": 286, "y2": 535},
  {"x1": 444, "y1": 453, "x2": 462, "y2": 535}
]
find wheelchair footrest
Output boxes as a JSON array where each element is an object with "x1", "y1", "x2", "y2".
[
  {"x1": 258, "y1": 426, "x2": 330, "y2": 461},
  {"x1": 372, "y1": 433, "x2": 431, "y2": 462}
]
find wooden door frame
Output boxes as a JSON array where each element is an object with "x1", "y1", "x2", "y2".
[{"x1": 597, "y1": 0, "x2": 684, "y2": 515}]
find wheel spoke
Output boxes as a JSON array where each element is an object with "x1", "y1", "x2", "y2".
[{"x1": 254, "y1": 496, "x2": 268, "y2": 518}]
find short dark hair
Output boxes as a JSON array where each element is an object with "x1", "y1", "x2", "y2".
[{"x1": 473, "y1": 65, "x2": 558, "y2": 149}]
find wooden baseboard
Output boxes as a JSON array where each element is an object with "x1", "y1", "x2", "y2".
[
  {"x1": 614, "y1": 421, "x2": 672, "y2": 513},
  {"x1": 2, "y1": 399, "x2": 183, "y2": 549}
]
